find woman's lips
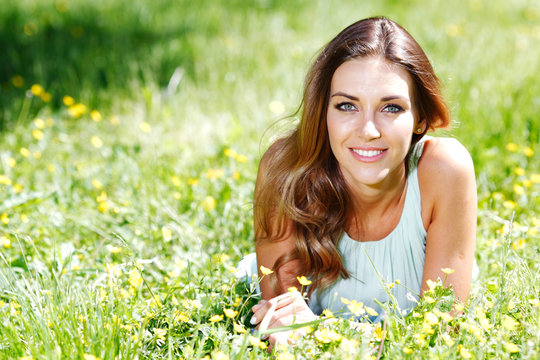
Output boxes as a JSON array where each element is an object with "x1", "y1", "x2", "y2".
[{"x1": 350, "y1": 147, "x2": 387, "y2": 162}]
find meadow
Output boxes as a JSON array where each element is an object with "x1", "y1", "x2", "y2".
[{"x1": 0, "y1": 0, "x2": 538, "y2": 358}]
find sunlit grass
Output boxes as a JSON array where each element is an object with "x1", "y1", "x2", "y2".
[{"x1": 0, "y1": 0, "x2": 539, "y2": 358}]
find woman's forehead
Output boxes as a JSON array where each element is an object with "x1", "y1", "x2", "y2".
[{"x1": 330, "y1": 57, "x2": 414, "y2": 100}]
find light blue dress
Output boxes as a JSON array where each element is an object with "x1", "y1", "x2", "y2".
[{"x1": 237, "y1": 139, "x2": 428, "y2": 322}]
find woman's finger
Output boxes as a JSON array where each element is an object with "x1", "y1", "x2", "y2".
[{"x1": 251, "y1": 292, "x2": 296, "y2": 326}]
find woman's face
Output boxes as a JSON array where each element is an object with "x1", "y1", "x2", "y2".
[{"x1": 326, "y1": 56, "x2": 418, "y2": 190}]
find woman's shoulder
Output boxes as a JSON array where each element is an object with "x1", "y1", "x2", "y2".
[
  {"x1": 419, "y1": 137, "x2": 475, "y2": 181},
  {"x1": 417, "y1": 137, "x2": 476, "y2": 214}
]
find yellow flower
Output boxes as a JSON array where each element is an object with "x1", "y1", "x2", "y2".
[
  {"x1": 514, "y1": 167, "x2": 526, "y2": 176},
  {"x1": 21, "y1": 214, "x2": 29, "y2": 223},
  {"x1": 6, "y1": 158, "x2": 16, "y2": 168},
  {"x1": 68, "y1": 103, "x2": 87, "y2": 118},
  {"x1": 40, "y1": 92, "x2": 51, "y2": 102},
  {"x1": 423, "y1": 295, "x2": 435, "y2": 304},
  {"x1": 459, "y1": 345, "x2": 472, "y2": 358},
  {"x1": 523, "y1": 179, "x2": 532, "y2": 187},
  {"x1": 209, "y1": 314, "x2": 223, "y2": 323},
  {"x1": 20, "y1": 147, "x2": 30, "y2": 157},
  {"x1": 523, "y1": 147, "x2": 534, "y2": 157},
  {"x1": 441, "y1": 333, "x2": 454, "y2": 346},
  {"x1": 31, "y1": 84, "x2": 44, "y2": 96},
  {"x1": 365, "y1": 306, "x2": 378, "y2": 317},
  {"x1": 260, "y1": 265, "x2": 273, "y2": 275},
  {"x1": 233, "y1": 321, "x2": 246, "y2": 333},
  {"x1": 297, "y1": 276, "x2": 312, "y2": 286},
  {"x1": 96, "y1": 191, "x2": 107, "y2": 203},
  {"x1": 402, "y1": 347, "x2": 413, "y2": 354},
  {"x1": 224, "y1": 148, "x2": 237, "y2": 157},
  {"x1": 505, "y1": 143, "x2": 518, "y2": 152},
  {"x1": 502, "y1": 315, "x2": 519, "y2": 331},
  {"x1": 1, "y1": 236, "x2": 11, "y2": 248},
  {"x1": 205, "y1": 168, "x2": 224, "y2": 180},
  {"x1": 92, "y1": 179, "x2": 103, "y2": 189},
  {"x1": 414, "y1": 333, "x2": 426, "y2": 347},
  {"x1": 479, "y1": 317, "x2": 492, "y2": 331},
  {"x1": 90, "y1": 110, "x2": 102, "y2": 122},
  {"x1": 269, "y1": 100, "x2": 285, "y2": 115},
  {"x1": 422, "y1": 321, "x2": 434, "y2": 335},
  {"x1": 63, "y1": 95, "x2": 74, "y2": 106},
  {"x1": 106, "y1": 245, "x2": 122, "y2": 254},
  {"x1": 426, "y1": 279, "x2": 437, "y2": 291},
  {"x1": 529, "y1": 299, "x2": 540, "y2": 307},
  {"x1": 201, "y1": 196, "x2": 216, "y2": 211},
  {"x1": 128, "y1": 268, "x2": 143, "y2": 288},
  {"x1": 232, "y1": 171, "x2": 241, "y2": 180},
  {"x1": 212, "y1": 351, "x2": 229, "y2": 360},
  {"x1": 276, "y1": 352, "x2": 295, "y2": 360},
  {"x1": 0, "y1": 175, "x2": 12, "y2": 186},
  {"x1": 235, "y1": 154, "x2": 248, "y2": 163},
  {"x1": 504, "y1": 342, "x2": 519, "y2": 353},
  {"x1": 424, "y1": 312, "x2": 439, "y2": 325},
  {"x1": 161, "y1": 226, "x2": 172, "y2": 242},
  {"x1": 83, "y1": 355, "x2": 101, "y2": 360},
  {"x1": 315, "y1": 328, "x2": 342, "y2": 343},
  {"x1": 503, "y1": 200, "x2": 516, "y2": 210},
  {"x1": 97, "y1": 201, "x2": 109, "y2": 213},
  {"x1": 322, "y1": 309, "x2": 334, "y2": 317},
  {"x1": 91, "y1": 136, "x2": 103, "y2": 148},
  {"x1": 171, "y1": 175, "x2": 181, "y2": 186},
  {"x1": 139, "y1": 122, "x2": 151, "y2": 133},
  {"x1": 346, "y1": 300, "x2": 365, "y2": 316},
  {"x1": 287, "y1": 286, "x2": 298, "y2": 294},
  {"x1": 223, "y1": 308, "x2": 238, "y2": 319},
  {"x1": 248, "y1": 335, "x2": 267, "y2": 349},
  {"x1": 174, "y1": 310, "x2": 189, "y2": 323},
  {"x1": 34, "y1": 118, "x2": 45, "y2": 129},
  {"x1": 512, "y1": 238, "x2": 525, "y2": 250},
  {"x1": 11, "y1": 75, "x2": 24, "y2": 88},
  {"x1": 1, "y1": 213, "x2": 9, "y2": 225},
  {"x1": 153, "y1": 328, "x2": 167, "y2": 341},
  {"x1": 441, "y1": 267, "x2": 455, "y2": 274},
  {"x1": 531, "y1": 174, "x2": 540, "y2": 183}
]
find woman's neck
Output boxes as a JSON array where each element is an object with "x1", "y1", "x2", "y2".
[{"x1": 345, "y1": 164, "x2": 409, "y2": 240}]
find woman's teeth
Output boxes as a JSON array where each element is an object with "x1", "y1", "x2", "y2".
[{"x1": 352, "y1": 149, "x2": 384, "y2": 157}]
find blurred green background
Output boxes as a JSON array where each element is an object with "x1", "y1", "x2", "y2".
[{"x1": 0, "y1": 0, "x2": 538, "y2": 358}]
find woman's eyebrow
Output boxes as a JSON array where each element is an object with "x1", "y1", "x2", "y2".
[
  {"x1": 331, "y1": 92, "x2": 410, "y2": 102},
  {"x1": 381, "y1": 95, "x2": 409, "y2": 102},
  {"x1": 330, "y1": 92, "x2": 358, "y2": 100}
]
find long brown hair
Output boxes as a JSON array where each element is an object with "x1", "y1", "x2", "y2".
[{"x1": 254, "y1": 17, "x2": 450, "y2": 297}]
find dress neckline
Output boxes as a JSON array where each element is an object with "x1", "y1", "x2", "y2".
[{"x1": 343, "y1": 175, "x2": 412, "y2": 244}]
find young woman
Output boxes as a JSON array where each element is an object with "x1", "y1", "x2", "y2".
[{"x1": 243, "y1": 16, "x2": 476, "y2": 347}]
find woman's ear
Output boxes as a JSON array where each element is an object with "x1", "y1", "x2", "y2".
[{"x1": 414, "y1": 121, "x2": 426, "y2": 134}]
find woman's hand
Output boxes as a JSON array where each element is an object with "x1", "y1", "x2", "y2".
[{"x1": 251, "y1": 290, "x2": 316, "y2": 350}]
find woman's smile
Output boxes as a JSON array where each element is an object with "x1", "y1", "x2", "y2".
[{"x1": 350, "y1": 147, "x2": 388, "y2": 162}]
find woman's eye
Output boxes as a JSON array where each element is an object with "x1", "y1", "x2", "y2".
[
  {"x1": 336, "y1": 102, "x2": 356, "y2": 111},
  {"x1": 383, "y1": 104, "x2": 403, "y2": 113}
]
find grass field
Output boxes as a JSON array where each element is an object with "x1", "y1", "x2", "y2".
[{"x1": 0, "y1": 0, "x2": 538, "y2": 359}]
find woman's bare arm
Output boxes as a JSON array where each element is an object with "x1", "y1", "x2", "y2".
[
  {"x1": 418, "y1": 137, "x2": 477, "y2": 301},
  {"x1": 254, "y1": 148, "x2": 302, "y2": 299}
]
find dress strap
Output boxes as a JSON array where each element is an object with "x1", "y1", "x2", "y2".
[
  {"x1": 407, "y1": 136, "x2": 428, "y2": 172},
  {"x1": 404, "y1": 137, "x2": 428, "y2": 239}
]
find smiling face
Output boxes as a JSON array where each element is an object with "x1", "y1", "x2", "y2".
[{"x1": 326, "y1": 56, "x2": 418, "y2": 191}]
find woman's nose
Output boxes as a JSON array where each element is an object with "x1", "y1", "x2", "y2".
[{"x1": 355, "y1": 113, "x2": 380, "y2": 139}]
